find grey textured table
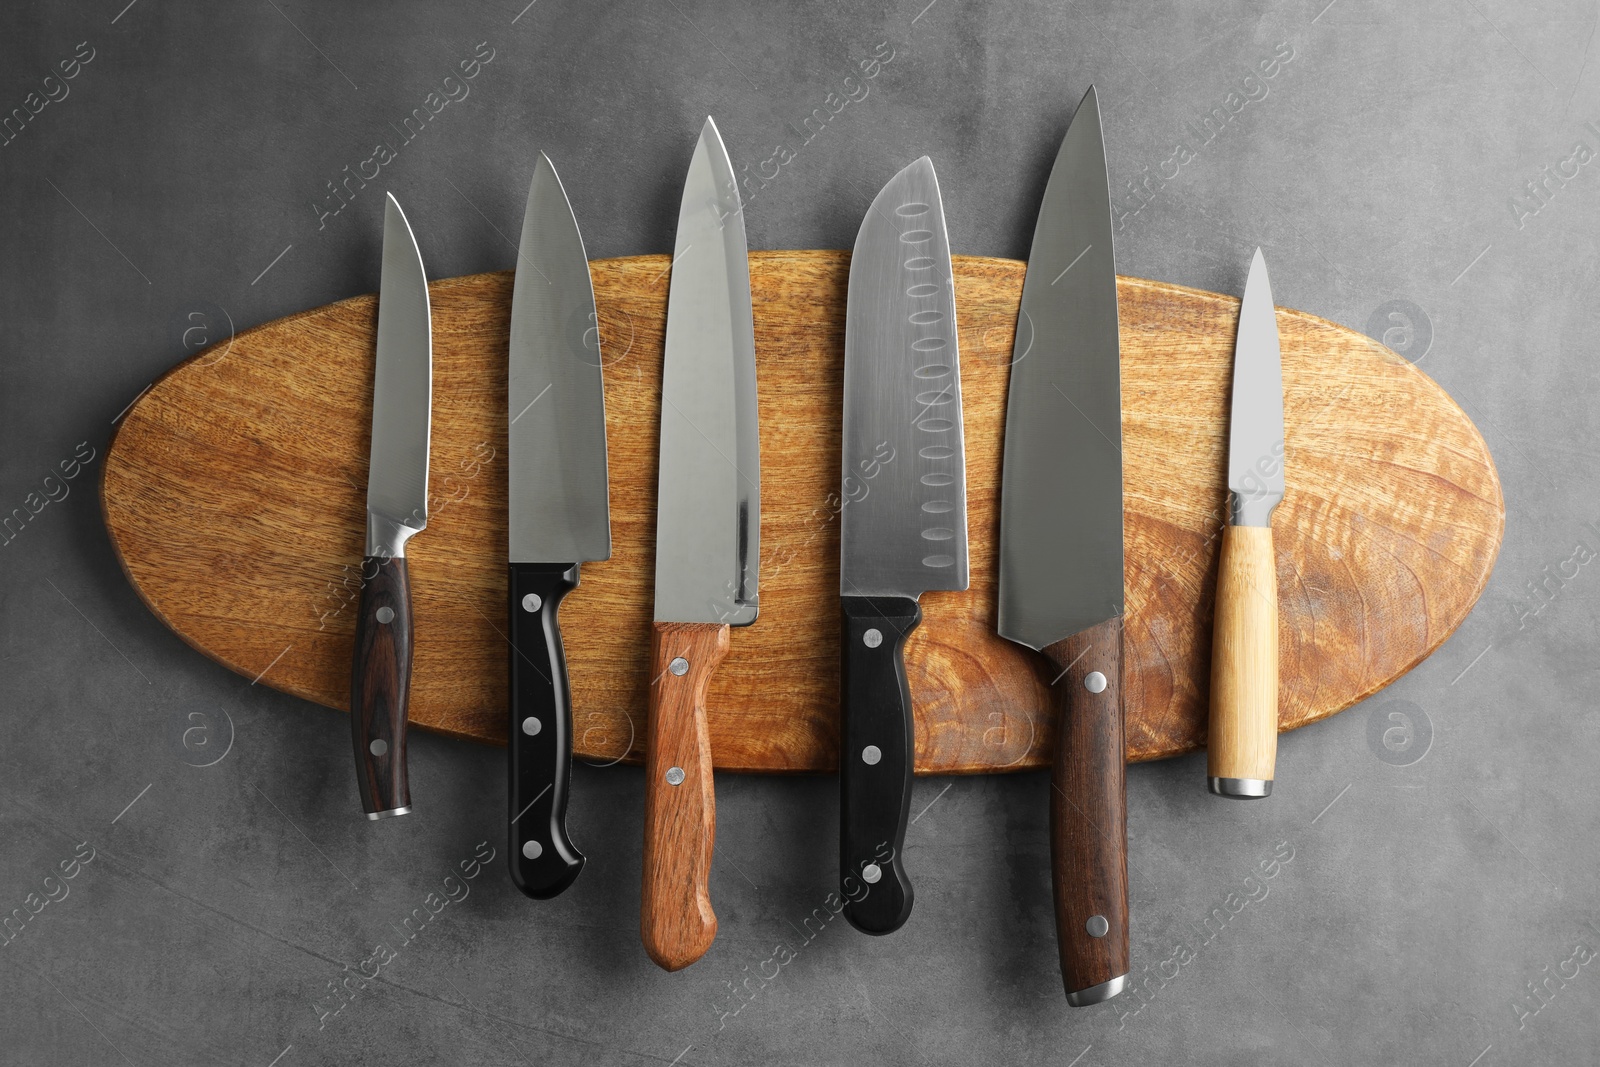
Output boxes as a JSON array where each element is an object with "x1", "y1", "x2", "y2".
[{"x1": 2, "y1": 2, "x2": 1593, "y2": 1064}]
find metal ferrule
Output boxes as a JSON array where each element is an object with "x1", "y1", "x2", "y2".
[
  {"x1": 1229, "y1": 489, "x2": 1283, "y2": 528},
  {"x1": 1209, "y1": 776, "x2": 1273, "y2": 799},
  {"x1": 365, "y1": 511, "x2": 424, "y2": 560},
  {"x1": 1066, "y1": 973, "x2": 1128, "y2": 1007}
]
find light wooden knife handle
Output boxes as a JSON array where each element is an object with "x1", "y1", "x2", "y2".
[
  {"x1": 641, "y1": 620, "x2": 729, "y2": 971},
  {"x1": 1207, "y1": 524, "x2": 1279, "y2": 796}
]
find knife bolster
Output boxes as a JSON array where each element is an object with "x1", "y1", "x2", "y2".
[{"x1": 365, "y1": 510, "x2": 424, "y2": 559}]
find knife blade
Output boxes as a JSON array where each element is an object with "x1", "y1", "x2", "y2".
[
  {"x1": 350, "y1": 192, "x2": 432, "y2": 820},
  {"x1": 1207, "y1": 249, "x2": 1284, "y2": 798},
  {"x1": 640, "y1": 116, "x2": 760, "y2": 972},
  {"x1": 506, "y1": 153, "x2": 611, "y2": 897},
  {"x1": 838, "y1": 156, "x2": 968, "y2": 936},
  {"x1": 997, "y1": 86, "x2": 1129, "y2": 1005}
]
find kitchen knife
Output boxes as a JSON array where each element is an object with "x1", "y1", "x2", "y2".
[
  {"x1": 506, "y1": 153, "x2": 611, "y2": 897},
  {"x1": 640, "y1": 116, "x2": 760, "y2": 972},
  {"x1": 1207, "y1": 249, "x2": 1283, "y2": 798},
  {"x1": 997, "y1": 86, "x2": 1128, "y2": 1006},
  {"x1": 837, "y1": 157, "x2": 968, "y2": 936},
  {"x1": 350, "y1": 192, "x2": 432, "y2": 820}
]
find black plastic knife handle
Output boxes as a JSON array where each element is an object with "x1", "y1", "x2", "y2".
[
  {"x1": 839, "y1": 594, "x2": 921, "y2": 935},
  {"x1": 351, "y1": 555, "x2": 412, "y2": 819},
  {"x1": 508, "y1": 561, "x2": 585, "y2": 899}
]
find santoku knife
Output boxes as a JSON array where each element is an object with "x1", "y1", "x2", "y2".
[
  {"x1": 507, "y1": 153, "x2": 611, "y2": 897},
  {"x1": 350, "y1": 192, "x2": 432, "y2": 820},
  {"x1": 640, "y1": 117, "x2": 760, "y2": 972},
  {"x1": 838, "y1": 156, "x2": 968, "y2": 936},
  {"x1": 1207, "y1": 249, "x2": 1283, "y2": 798},
  {"x1": 997, "y1": 86, "x2": 1129, "y2": 1006}
]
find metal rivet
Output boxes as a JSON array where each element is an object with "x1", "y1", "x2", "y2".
[
  {"x1": 863, "y1": 628, "x2": 883, "y2": 648},
  {"x1": 1086, "y1": 914, "x2": 1109, "y2": 938},
  {"x1": 1084, "y1": 671, "x2": 1107, "y2": 694},
  {"x1": 668, "y1": 657, "x2": 689, "y2": 676},
  {"x1": 522, "y1": 840, "x2": 543, "y2": 860},
  {"x1": 862, "y1": 745, "x2": 882, "y2": 765},
  {"x1": 375, "y1": 606, "x2": 395, "y2": 625},
  {"x1": 521, "y1": 593, "x2": 542, "y2": 613},
  {"x1": 862, "y1": 863, "x2": 882, "y2": 884},
  {"x1": 521, "y1": 717, "x2": 541, "y2": 736},
  {"x1": 665, "y1": 766, "x2": 686, "y2": 786},
  {"x1": 369, "y1": 739, "x2": 388, "y2": 757}
]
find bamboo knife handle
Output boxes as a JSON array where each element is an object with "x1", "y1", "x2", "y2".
[
  {"x1": 1044, "y1": 616, "x2": 1129, "y2": 1006},
  {"x1": 1207, "y1": 524, "x2": 1279, "y2": 797},
  {"x1": 640, "y1": 620, "x2": 729, "y2": 971}
]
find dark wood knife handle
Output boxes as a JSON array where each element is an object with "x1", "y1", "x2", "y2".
[
  {"x1": 350, "y1": 554, "x2": 412, "y2": 819},
  {"x1": 508, "y1": 562, "x2": 585, "y2": 899},
  {"x1": 1044, "y1": 616, "x2": 1129, "y2": 1005},
  {"x1": 839, "y1": 595, "x2": 920, "y2": 935},
  {"x1": 641, "y1": 620, "x2": 729, "y2": 971}
]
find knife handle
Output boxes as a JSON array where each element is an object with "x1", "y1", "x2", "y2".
[
  {"x1": 640, "y1": 620, "x2": 729, "y2": 971},
  {"x1": 508, "y1": 562, "x2": 585, "y2": 899},
  {"x1": 1207, "y1": 524, "x2": 1279, "y2": 797},
  {"x1": 1044, "y1": 617, "x2": 1129, "y2": 1006},
  {"x1": 838, "y1": 595, "x2": 920, "y2": 935},
  {"x1": 350, "y1": 555, "x2": 413, "y2": 819}
]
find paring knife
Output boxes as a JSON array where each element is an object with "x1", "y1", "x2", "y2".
[
  {"x1": 997, "y1": 86, "x2": 1129, "y2": 1006},
  {"x1": 640, "y1": 116, "x2": 760, "y2": 972},
  {"x1": 351, "y1": 192, "x2": 432, "y2": 820},
  {"x1": 838, "y1": 157, "x2": 968, "y2": 936},
  {"x1": 506, "y1": 153, "x2": 611, "y2": 897},
  {"x1": 1207, "y1": 249, "x2": 1283, "y2": 798}
]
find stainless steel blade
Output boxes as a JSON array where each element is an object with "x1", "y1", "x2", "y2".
[
  {"x1": 508, "y1": 152, "x2": 611, "y2": 564},
  {"x1": 366, "y1": 192, "x2": 432, "y2": 558},
  {"x1": 997, "y1": 86, "x2": 1123, "y2": 651},
  {"x1": 839, "y1": 156, "x2": 968, "y2": 599},
  {"x1": 653, "y1": 117, "x2": 760, "y2": 625},
  {"x1": 1227, "y1": 249, "x2": 1284, "y2": 527}
]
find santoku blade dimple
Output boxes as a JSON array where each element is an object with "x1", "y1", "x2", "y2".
[
  {"x1": 652, "y1": 116, "x2": 760, "y2": 626},
  {"x1": 840, "y1": 156, "x2": 968, "y2": 599},
  {"x1": 508, "y1": 152, "x2": 611, "y2": 564},
  {"x1": 997, "y1": 86, "x2": 1123, "y2": 650},
  {"x1": 367, "y1": 192, "x2": 432, "y2": 539}
]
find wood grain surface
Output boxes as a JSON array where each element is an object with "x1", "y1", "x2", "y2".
[
  {"x1": 100, "y1": 250, "x2": 1504, "y2": 773},
  {"x1": 1207, "y1": 525, "x2": 1281, "y2": 786}
]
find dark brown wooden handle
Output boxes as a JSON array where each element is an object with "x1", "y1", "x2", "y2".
[
  {"x1": 1044, "y1": 616, "x2": 1129, "y2": 1005},
  {"x1": 640, "y1": 620, "x2": 729, "y2": 971},
  {"x1": 350, "y1": 554, "x2": 412, "y2": 819}
]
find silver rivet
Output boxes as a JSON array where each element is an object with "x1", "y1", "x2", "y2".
[
  {"x1": 668, "y1": 657, "x2": 689, "y2": 676},
  {"x1": 862, "y1": 863, "x2": 882, "y2": 884},
  {"x1": 522, "y1": 840, "x2": 543, "y2": 860},
  {"x1": 862, "y1": 745, "x2": 882, "y2": 765},
  {"x1": 1086, "y1": 914, "x2": 1109, "y2": 938},
  {"x1": 521, "y1": 593, "x2": 542, "y2": 613},
  {"x1": 1085, "y1": 671, "x2": 1107, "y2": 694},
  {"x1": 863, "y1": 628, "x2": 883, "y2": 648},
  {"x1": 521, "y1": 717, "x2": 541, "y2": 736},
  {"x1": 665, "y1": 766, "x2": 686, "y2": 785},
  {"x1": 369, "y1": 739, "x2": 388, "y2": 757},
  {"x1": 375, "y1": 606, "x2": 395, "y2": 624}
]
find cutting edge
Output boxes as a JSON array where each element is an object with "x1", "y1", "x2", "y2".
[{"x1": 1226, "y1": 248, "x2": 1285, "y2": 527}]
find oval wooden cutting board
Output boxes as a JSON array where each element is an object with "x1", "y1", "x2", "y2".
[{"x1": 101, "y1": 251, "x2": 1503, "y2": 773}]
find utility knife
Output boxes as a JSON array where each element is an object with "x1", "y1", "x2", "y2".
[
  {"x1": 350, "y1": 192, "x2": 432, "y2": 820},
  {"x1": 1207, "y1": 249, "x2": 1284, "y2": 798},
  {"x1": 838, "y1": 156, "x2": 968, "y2": 935},
  {"x1": 507, "y1": 153, "x2": 611, "y2": 896},
  {"x1": 640, "y1": 117, "x2": 760, "y2": 972},
  {"x1": 997, "y1": 86, "x2": 1129, "y2": 1006}
]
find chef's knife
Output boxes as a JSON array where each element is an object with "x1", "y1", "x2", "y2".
[
  {"x1": 640, "y1": 117, "x2": 760, "y2": 972},
  {"x1": 351, "y1": 192, "x2": 432, "y2": 820},
  {"x1": 838, "y1": 157, "x2": 968, "y2": 936},
  {"x1": 1207, "y1": 249, "x2": 1283, "y2": 798},
  {"x1": 507, "y1": 153, "x2": 611, "y2": 897},
  {"x1": 997, "y1": 86, "x2": 1128, "y2": 1005}
]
